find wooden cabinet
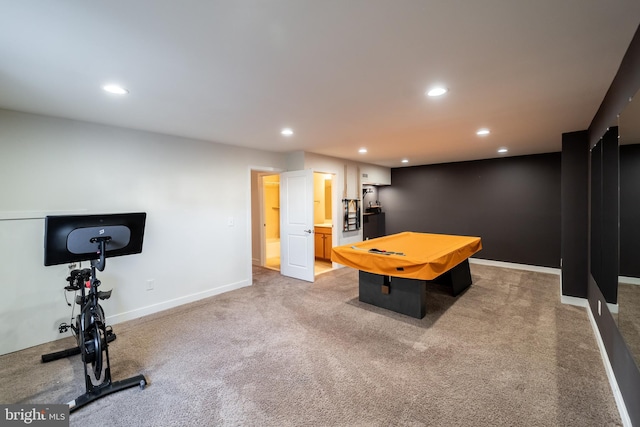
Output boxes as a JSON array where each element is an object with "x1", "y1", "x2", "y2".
[{"x1": 314, "y1": 226, "x2": 333, "y2": 260}]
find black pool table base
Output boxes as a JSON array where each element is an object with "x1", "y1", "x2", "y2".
[{"x1": 358, "y1": 259, "x2": 473, "y2": 319}]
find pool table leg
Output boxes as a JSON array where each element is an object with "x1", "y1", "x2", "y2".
[
  {"x1": 358, "y1": 271, "x2": 427, "y2": 318},
  {"x1": 432, "y1": 259, "x2": 473, "y2": 296}
]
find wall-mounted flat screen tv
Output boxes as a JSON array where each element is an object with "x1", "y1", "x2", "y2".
[{"x1": 44, "y1": 212, "x2": 146, "y2": 266}]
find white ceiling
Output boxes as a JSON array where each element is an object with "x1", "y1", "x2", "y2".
[{"x1": 1, "y1": 1, "x2": 639, "y2": 167}]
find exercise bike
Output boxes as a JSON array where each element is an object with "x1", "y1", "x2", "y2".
[{"x1": 42, "y1": 236, "x2": 147, "y2": 412}]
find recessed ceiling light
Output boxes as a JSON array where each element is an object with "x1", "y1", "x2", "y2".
[
  {"x1": 102, "y1": 84, "x2": 129, "y2": 95},
  {"x1": 498, "y1": 148, "x2": 508, "y2": 154},
  {"x1": 359, "y1": 148, "x2": 367, "y2": 153},
  {"x1": 401, "y1": 159, "x2": 409, "y2": 163},
  {"x1": 476, "y1": 128, "x2": 490, "y2": 136},
  {"x1": 281, "y1": 128, "x2": 293, "y2": 136},
  {"x1": 426, "y1": 86, "x2": 448, "y2": 97}
]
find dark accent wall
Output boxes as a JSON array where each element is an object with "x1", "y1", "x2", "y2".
[
  {"x1": 589, "y1": 127, "x2": 619, "y2": 304},
  {"x1": 378, "y1": 153, "x2": 560, "y2": 268},
  {"x1": 602, "y1": 128, "x2": 620, "y2": 303},
  {"x1": 562, "y1": 130, "x2": 589, "y2": 299},
  {"x1": 620, "y1": 143, "x2": 640, "y2": 277},
  {"x1": 590, "y1": 136, "x2": 602, "y2": 292},
  {"x1": 587, "y1": 23, "x2": 640, "y2": 426}
]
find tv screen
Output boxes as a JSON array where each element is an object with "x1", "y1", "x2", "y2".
[{"x1": 44, "y1": 212, "x2": 146, "y2": 266}]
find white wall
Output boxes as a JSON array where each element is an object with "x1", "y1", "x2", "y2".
[
  {"x1": 360, "y1": 163, "x2": 391, "y2": 186},
  {"x1": 0, "y1": 109, "x2": 286, "y2": 355}
]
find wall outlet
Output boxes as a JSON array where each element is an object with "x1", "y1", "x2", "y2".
[
  {"x1": 146, "y1": 279, "x2": 155, "y2": 291},
  {"x1": 228, "y1": 216, "x2": 234, "y2": 227}
]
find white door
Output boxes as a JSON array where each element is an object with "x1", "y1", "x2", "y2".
[{"x1": 280, "y1": 169, "x2": 315, "y2": 282}]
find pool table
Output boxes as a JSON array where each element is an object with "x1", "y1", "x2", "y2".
[{"x1": 331, "y1": 232, "x2": 482, "y2": 318}]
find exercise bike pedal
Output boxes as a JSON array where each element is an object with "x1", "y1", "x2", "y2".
[
  {"x1": 98, "y1": 289, "x2": 112, "y2": 300},
  {"x1": 105, "y1": 325, "x2": 116, "y2": 343},
  {"x1": 58, "y1": 323, "x2": 71, "y2": 333}
]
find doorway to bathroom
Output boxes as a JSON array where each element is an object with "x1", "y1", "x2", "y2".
[
  {"x1": 250, "y1": 169, "x2": 335, "y2": 276},
  {"x1": 312, "y1": 172, "x2": 334, "y2": 275},
  {"x1": 262, "y1": 173, "x2": 281, "y2": 270}
]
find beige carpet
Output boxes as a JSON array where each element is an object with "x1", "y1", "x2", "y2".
[{"x1": 0, "y1": 264, "x2": 621, "y2": 426}]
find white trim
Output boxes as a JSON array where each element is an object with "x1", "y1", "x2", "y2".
[
  {"x1": 0, "y1": 209, "x2": 88, "y2": 221},
  {"x1": 469, "y1": 257, "x2": 560, "y2": 275},
  {"x1": 619, "y1": 275, "x2": 640, "y2": 286},
  {"x1": 587, "y1": 307, "x2": 632, "y2": 427},
  {"x1": 561, "y1": 294, "x2": 588, "y2": 307},
  {"x1": 106, "y1": 279, "x2": 250, "y2": 325}
]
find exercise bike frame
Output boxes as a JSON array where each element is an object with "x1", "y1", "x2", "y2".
[{"x1": 42, "y1": 237, "x2": 146, "y2": 413}]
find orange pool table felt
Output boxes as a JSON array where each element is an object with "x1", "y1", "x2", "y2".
[{"x1": 331, "y1": 232, "x2": 482, "y2": 280}]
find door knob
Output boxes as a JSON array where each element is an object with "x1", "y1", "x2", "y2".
[{"x1": 304, "y1": 229, "x2": 313, "y2": 234}]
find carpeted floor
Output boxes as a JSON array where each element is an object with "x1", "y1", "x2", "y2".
[{"x1": 0, "y1": 264, "x2": 622, "y2": 426}]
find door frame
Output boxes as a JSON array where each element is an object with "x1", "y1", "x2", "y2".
[{"x1": 248, "y1": 166, "x2": 339, "y2": 280}]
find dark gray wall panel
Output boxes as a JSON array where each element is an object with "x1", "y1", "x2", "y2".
[
  {"x1": 602, "y1": 128, "x2": 620, "y2": 303},
  {"x1": 620, "y1": 143, "x2": 640, "y2": 277},
  {"x1": 378, "y1": 153, "x2": 560, "y2": 268},
  {"x1": 590, "y1": 138, "x2": 603, "y2": 290},
  {"x1": 562, "y1": 130, "x2": 589, "y2": 298},
  {"x1": 590, "y1": 127, "x2": 620, "y2": 304}
]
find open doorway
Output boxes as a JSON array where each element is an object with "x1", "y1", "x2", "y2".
[
  {"x1": 262, "y1": 174, "x2": 281, "y2": 270},
  {"x1": 313, "y1": 172, "x2": 334, "y2": 275},
  {"x1": 250, "y1": 169, "x2": 336, "y2": 276}
]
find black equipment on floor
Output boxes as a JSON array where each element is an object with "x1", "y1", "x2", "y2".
[{"x1": 41, "y1": 213, "x2": 147, "y2": 413}]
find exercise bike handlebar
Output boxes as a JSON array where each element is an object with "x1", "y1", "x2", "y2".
[{"x1": 89, "y1": 236, "x2": 111, "y2": 272}]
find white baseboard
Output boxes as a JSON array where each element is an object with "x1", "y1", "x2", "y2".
[
  {"x1": 559, "y1": 293, "x2": 618, "y2": 313},
  {"x1": 587, "y1": 307, "x2": 631, "y2": 427},
  {"x1": 106, "y1": 279, "x2": 251, "y2": 325},
  {"x1": 469, "y1": 258, "x2": 561, "y2": 275},
  {"x1": 619, "y1": 275, "x2": 640, "y2": 286},
  {"x1": 560, "y1": 294, "x2": 588, "y2": 307}
]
